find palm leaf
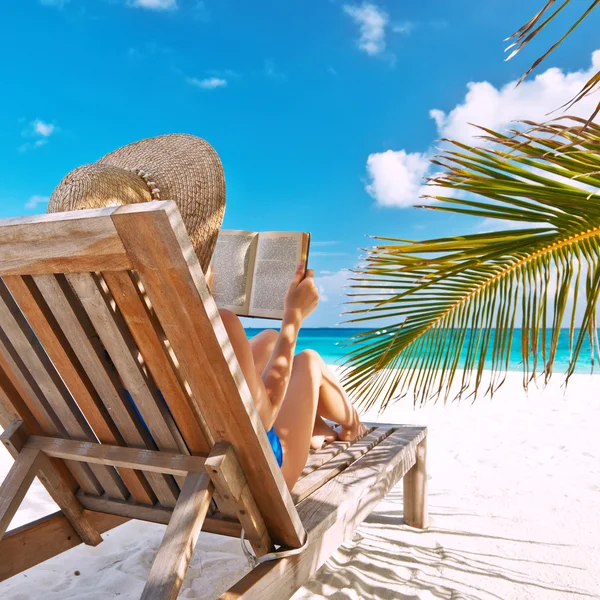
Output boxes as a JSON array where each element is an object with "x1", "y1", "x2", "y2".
[
  {"x1": 505, "y1": 0, "x2": 600, "y2": 125},
  {"x1": 342, "y1": 118, "x2": 600, "y2": 412}
]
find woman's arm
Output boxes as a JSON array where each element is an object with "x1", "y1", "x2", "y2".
[
  {"x1": 261, "y1": 265, "x2": 318, "y2": 423},
  {"x1": 218, "y1": 264, "x2": 318, "y2": 430}
]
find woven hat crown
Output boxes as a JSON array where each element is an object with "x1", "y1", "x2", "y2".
[{"x1": 48, "y1": 134, "x2": 226, "y2": 271}]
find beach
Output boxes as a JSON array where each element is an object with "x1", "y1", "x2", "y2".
[{"x1": 1, "y1": 369, "x2": 599, "y2": 600}]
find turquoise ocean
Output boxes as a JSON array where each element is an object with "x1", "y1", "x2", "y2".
[{"x1": 245, "y1": 328, "x2": 599, "y2": 374}]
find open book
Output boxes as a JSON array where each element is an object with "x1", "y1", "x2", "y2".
[{"x1": 210, "y1": 230, "x2": 310, "y2": 319}]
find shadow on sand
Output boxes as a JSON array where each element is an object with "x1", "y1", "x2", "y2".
[{"x1": 296, "y1": 488, "x2": 592, "y2": 600}]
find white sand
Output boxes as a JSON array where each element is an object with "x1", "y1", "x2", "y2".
[{"x1": 1, "y1": 370, "x2": 599, "y2": 600}]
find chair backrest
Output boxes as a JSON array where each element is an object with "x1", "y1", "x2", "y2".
[{"x1": 0, "y1": 201, "x2": 304, "y2": 547}]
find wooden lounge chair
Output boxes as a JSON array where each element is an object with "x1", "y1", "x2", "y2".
[{"x1": 0, "y1": 201, "x2": 428, "y2": 599}]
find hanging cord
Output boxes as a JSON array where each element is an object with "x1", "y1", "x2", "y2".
[{"x1": 240, "y1": 529, "x2": 309, "y2": 568}]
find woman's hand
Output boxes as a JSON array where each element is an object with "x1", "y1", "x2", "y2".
[{"x1": 284, "y1": 263, "x2": 319, "y2": 324}]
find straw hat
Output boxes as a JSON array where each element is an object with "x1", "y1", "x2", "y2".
[{"x1": 47, "y1": 134, "x2": 226, "y2": 271}]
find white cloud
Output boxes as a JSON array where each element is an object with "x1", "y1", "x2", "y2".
[
  {"x1": 343, "y1": 3, "x2": 388, "y2": 56},
  {"x1": 392, "y1": 21, "x2": 415, "y2": 35},
  {"x1": 186, "y1": 77, "x2": 227, "y2": 89},
  {"x1": 130, "y1": 0, "x2": 177, "y2": 10},
  {"x1": 366, "y1": 149, "x2": 431, "y2": 207},
  {"x1": 365, "y1": 50, "x2": 600, "y2": 208},
  {"x1": 33, "y1": 120, "x2": 55, "y2": 137},
  {"x1": 314, "y1": 269, "x2": 352, "y2": 304},
  {"x1": 431, "y1": 50, "x2": 600, "y2": 144},
  {"x1": 19, "y1": 119, "x2": 57, "y2": 152},
  {"x1": 25, "y1": 195, "x2": 50, "y2": 210}
]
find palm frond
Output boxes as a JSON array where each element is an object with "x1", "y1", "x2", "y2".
[
  {"x1": 505, "y1": 0, "x2": 600, "y2": 125},
  {"x1": 342, "y1": 118, "x2": 600, "y2": 412}
]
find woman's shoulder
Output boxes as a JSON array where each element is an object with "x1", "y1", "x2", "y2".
[{"x1": 218, "y1": 308, "x2": 243, "y2": 329}]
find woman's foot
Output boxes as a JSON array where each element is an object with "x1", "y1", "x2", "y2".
[
  {"x1": 310, "y1": 416, "x2": 339, "y2": 450},
  {"x1": 338, "y1": 409, "x2": 367, "y2": 442}
]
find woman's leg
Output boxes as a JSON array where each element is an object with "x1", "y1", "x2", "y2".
[
  {"x1": 249, "y1": 329, "x2": 278, "y2": 374},
  {"x1": 275, "y1": 350, "x2": 366, "y2": 489},
  {"x1": 249, "y1": 331, "x2": 339, "y2": 448}
]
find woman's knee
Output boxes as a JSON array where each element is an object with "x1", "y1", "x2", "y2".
[
  {"x1": 294, "y1": 349, "x2": 323, "y2": 378},
  {"x1": 252, "y1": 329, "x2": 278, "y2": 346}
]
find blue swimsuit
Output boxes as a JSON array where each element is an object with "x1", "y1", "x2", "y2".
[
  {"x1": 124, "y1": 390, "x2": 284, "y2": 467},
  {"x1": 266, "y1": 427, "x2": 284, "y2": 467}
]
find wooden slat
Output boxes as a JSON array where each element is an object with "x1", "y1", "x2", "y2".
[
  {"x1": 403, "y1": 437, "x2": 428, "y2": 529},
  {"x1": 111, "y1": 201, "x2": 305, "y2": 548},
  {"x1": 0, "y1": 393, "x2": 17, "y2": 427},
  {"x1": 292, "y1": 427, "x2": 394, "y2": 503},
  {"x1": 26, "y1": 436, "x2": 207, "y2": 476},
  {"x1": 0, "y1": 447, "x2": 42, "y2": 538},
  {"x1": 0, "y1": 279, "x2": 120, "y2": 497},
  {"x1": 0, "y1": 339, "x2": 91, "y2": 492},
  {"x1": 0, "y1": 329, "x2": 64, "y2": 436},
  {"x1": 141, "y1": 473, "x2": 214, "y2": 600},
  {"x1": 222, "y1": 427, "x2": 427, "y2": 600},
  {"x1": 1, "y1": 420, "x2": 103, "y2": 548},
  {"x1": 102, "y1": 270, "x2": 211, "y2": 455},
  {"x1": 300, "y1": 441, "x2": 352, "y2": 478},
  {"x1": 4, "y1": 275, "x2": 133, "y2": 501},
  {"x1": 205, "y1": 443, "x2": 273, "y2": 556},
  {"x1": 0, "y1": 207, "x2": 132, "y2": 276},
  {"x1": 77, "y1": 493, "x2": 173, "y2": 525},
  {"x1": 0, "y1": 510, "x2": 128, "y2": 583},
  {"x1": 34, "y1": 273, "x2": 171, "y2": 507},
  {"x1": 67, "y1": 273, "x2": 186, "y2": 455},
  {"x1": 298, "y1": 425, "x2": 375, "y2": 479},
  {"x1": 77, "y1": 494, "x2": 241, "y2": 537}
]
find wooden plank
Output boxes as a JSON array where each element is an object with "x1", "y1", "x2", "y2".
[
  {"x1": 0, "y1": 351, "x2": 93, "y2": 494},
  {"x1": 0, "y1": 206, "x2": 132, "y2": 276},
  {"x1": 403, "y1": 437, "x2": 428, "y2": 529},
  {"x1": 0, "y1": 395, "x2": 17, "y2": 428},
  {"x1": 67, "y1": 273, "x2": 186, "y2": 455},
  {"x1": 206, "y1": 443, "x2": 273, "y2": 556},
  {"x1": 0, "y1": 510, "x2": 128, "y2": 582},
  {"x1": 26, "y1": 436, "x2": 207, "y2": 476},
  {"x1": 111, "y1": 202, "x2": 305, "y2": 548},
  {"x1": 141, "y1": 473, "x2": 214, "y2": 600},
  {"x1": 0, "y1": 279, "x2": 121, "y2": 497},
  {"x1": 1, "y1": 420, "x2": 103, "y2": 547},
  {"x1": 300, "y1": 441, "x2": 352, "y2": 479},
  {"x1": 298, "y1": 425, "x2": 375, "y2": 479},
  {"x1": 0, "y1": 306, "x2": 105, "y2": 496},
  {"x1": 4, "y1": 275, "x2": 132, "y2": 501},
  {"x1": 0, "y1": 328, "x2": 64, "y2": 436},
  {"x1": 77, "y1": 494, "x2": 241, "y2": 538},
  {"x1": 204, "y1": 442, "x2": 246, "y2": 501},
  {"x1": 292, "y1": 427, "x2": 394, "y2": 503},
  {"x1": 34, "y1": 273, "x2": 170, "y2": 507},
  {"x1": 0, "y1": 447, "x2": 42, "y2": 538},
  {"x1": 78, "y1": 493, "x2": 173, "y2": 525},
  {"x1": 222, "y1": 427, "x2": 427, "y2": 600},
  {"x1": 103, "y1": 270, "x2": 211, "y2": 455}
]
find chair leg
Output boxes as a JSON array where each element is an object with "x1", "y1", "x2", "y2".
[
  {"x1": 0, "y1": 447, "x2": 42, "y2": 539},
  {"x1": 403, "y1": 437, "x2": 428, "y2": 529},
  {"x1": 1, "y1": 420, "x2": 102, "y2": 546},
  {"x1": 141, "y1": 472, "x2": 214, "y2": 600}
]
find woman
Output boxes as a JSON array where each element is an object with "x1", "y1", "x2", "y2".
[
  {"x1": 46, "y1": 132, "x2": 365, "y2": 490},
  {"x1": 209, "y1": 263, "x2": 366, "y2": 490}
]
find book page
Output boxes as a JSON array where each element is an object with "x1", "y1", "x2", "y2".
[
  {"x1": 248, "y1": 232, "x2": 308, "y2": 319},
  {"x1": 210, "y1": 230, "x2": 257, "y2": 314}
]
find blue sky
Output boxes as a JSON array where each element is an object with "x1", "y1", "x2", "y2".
[{"x1": 1, "y1": 0, "x2": 599, "y2": 326}]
